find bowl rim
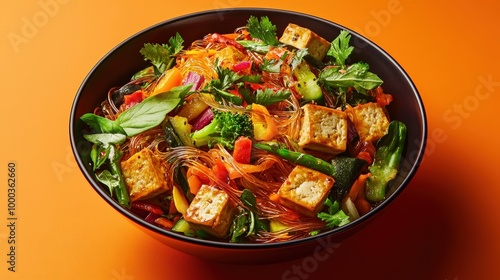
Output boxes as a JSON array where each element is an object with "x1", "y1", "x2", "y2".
[{"x1": 70, "y1": 7, "x2": 427, "y2": 249}]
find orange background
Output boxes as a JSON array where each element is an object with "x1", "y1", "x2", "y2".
[{"x1": 1, "y1": 0, "x2": 499, "y2": 279}]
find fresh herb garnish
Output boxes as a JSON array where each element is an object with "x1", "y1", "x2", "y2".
[
  {"x1": 247, "y1": 16, "x2": 280, "y2": 46},
  {"x1": 317, "y1": 199, "x2": 350, "y2": 229},
  {"x1": 139, "y1": 32, "x2": 184, "y2": 74},
  {"x1": 230, "y1": 189, "x2": 269, "y2": 242},
  {"x1": 254, "y1": 88, "x2": 291, "y2": 106},
  {"x1": 327, "y1": 30, "x2": 354, "y2": 68},
  {"x1": 81, "y1": 85, "x2": 190, "y2": 137},
  {"x1": 318, "y1": 63, "x2": 383, "y2": 93}
]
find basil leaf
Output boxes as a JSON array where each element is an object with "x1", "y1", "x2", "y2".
[
  {"x1": 116, "y1": 92, "x2": 181, "y2": 136},
  {"x1": 166, "y1": 84, "x2": 193, "y2": 100},
  {"x1": 84, "y1": 133, "x2": 127, "y2": 145},
  {"x1": 81, "y1": 113, "x2": 126, "y2": 135},
  {"x1": 319, "y1": 62, "x2": 383, "y2": 93},
  {"x1": 230, "y1": 210, "x2": 249, "y2": 243},
  {"x1": 240, "y1": 189, "x2": 257, "y2": 211},
  {"x1": 95, "y1": 169, "x2": 120, "y2": 196},
  {"x1": 90, "y1": 144, "x2": 110, "y2": 171}
]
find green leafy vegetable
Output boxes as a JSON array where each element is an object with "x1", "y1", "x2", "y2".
[
  {"x1": 327, "y1": 30, "x2": 354, "y2": 68},
  {"x1": 140, "y1": 32, "x2": 184, "y2": 74},
  {"x1": 317, "y1": 199, "x2": 350, "y2": 228},
  {"x1": 247, "y1": 16, "x2": 280, "y2": 46},
  {"x1": 230, "y1": 190, "x2": 269, "y2": 243},
  {"x1": 80, "y1": 114, "x2": 126, "y2": 135},
  {"x1": 318, "y1": 63, "x2": 383, "y2": 93},
  {"x1": 254, "y1": 88, "x2": 291, "y2": 106},
  {"x1": 84, "y1": 133, "x2": 127, "y2": 146},
  {"x1": 116, "y1": 93, "x2": 181, "y2": 136},
  {"x1": 93, "y1": 144, "x2": 130, "y2": 208},
  {"x1": 81, "y1": 87, "x2": 188, "y2": 138},
  {"x1": 203, "y1": 61, "x2": 261, "y2": 105}
]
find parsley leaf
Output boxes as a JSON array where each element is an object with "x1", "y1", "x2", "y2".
[
  {"x1": 327, "y1": 30, "x2": 354, "y2": 68},
  {"x1": 255, "y1": 88, "x2": 291, "y2": 106},
  {"x1": 247, "y1": 16, "x2": 280, "y2": 46},
  {"x1": 211, "y1": 62, "x2": 242, "y2": 91},
  {"x1": 139, "y1": 32, "x2": 184, "y2": 74},
  {"x1": 317, "y1": 199, "x2": 350, "y2": 229},
  {"x1": 204, "y1": 61, "x2": 261, "y2": 105}
]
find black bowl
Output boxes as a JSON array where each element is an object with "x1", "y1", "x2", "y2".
[{"x1": 70, "y1": 8, "x2": 426, "y2": 264}]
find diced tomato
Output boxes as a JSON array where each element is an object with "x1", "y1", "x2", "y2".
[
  {"x1": 232, "y1": 136, "x2": 253, "y2": 164},
  {"x1": 371, "y1": 86, "x2": 393, "y2": 107},
  {"x1": 123, "y1": 90, "x2": 144, "y2": 109}
]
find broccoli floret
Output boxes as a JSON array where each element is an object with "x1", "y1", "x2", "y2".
[{"x1": 190, "y1": 109, "x2": 254, "y2": 150}]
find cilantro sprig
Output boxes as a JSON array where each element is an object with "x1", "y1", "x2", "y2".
[
  {"x1": 247, "y1": 16, "x2": 280, "y2": 46},
  {"x1": 139, "y1": 32, "x2": 184, "y2": 75},
  {"x1": 317, "y1": 199, "x2": 350, "y2": 229}
]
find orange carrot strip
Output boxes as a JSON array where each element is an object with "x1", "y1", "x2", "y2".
[{"x1": 187, "y1": 174, "x2": 202, "y2": 195}]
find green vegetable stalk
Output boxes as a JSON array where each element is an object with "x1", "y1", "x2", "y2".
[
  {"x1": 108, "y1": 146, "x2": 130, "y2": 208},
  {"x1": 253, "y1": 143, "x2": 335, "y2": 176},
  {"x1": 365, "y1": 120, "x2": 407, "y2": 202}
]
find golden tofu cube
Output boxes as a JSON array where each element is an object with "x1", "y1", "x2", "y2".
[
  {"x1": 120, "y1": 148, "x2": 168, "y2": 201},
  {"x1": 347, "y1": 102, "x2": 390, "y2": 142},
  {"x1": 278, "y1": 166, "x2": 335, "y2": 217},
  {"x1": 279, "y1": 23, "x2": 331, "y2": 61},
  {"x1": 298, "y1": 104, "x2": 348, "y2": 155},
  {"x1": 184, "y1": 185, "x2": 236, "y2": 238}
]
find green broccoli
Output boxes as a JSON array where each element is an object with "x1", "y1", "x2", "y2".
[{"x1": 190, "y1": 109, "x2": 254, "y2": 150}]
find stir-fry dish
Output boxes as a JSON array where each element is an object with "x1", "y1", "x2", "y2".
[{"x1": 81, "y1": 16, "x2": 407, "y2": 243}]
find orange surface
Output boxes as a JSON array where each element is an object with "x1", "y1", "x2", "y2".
[{"x1": 1, "y1": 0, "x2": 499, "y2": 279}]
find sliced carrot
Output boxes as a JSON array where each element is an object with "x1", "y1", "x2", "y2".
[
  {"x1": 186, "y1": 165, "x2": 210, "y2": 183},
  {"x1": 224, "y1": 159, "x2": 275, "y2": 180},
  {"x1": 347, "y1": 173, "x2": 371, "y2": 202},
  {"x1": 345, "y1": 173, "x2": 372, "y2": 216},
  {"x1": 187, "y1": 174, "x2": 203, "y2": 195}
]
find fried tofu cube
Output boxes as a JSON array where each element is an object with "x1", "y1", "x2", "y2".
[
  {"x1": 277, "y1": 166, "x2": 335, "y2": 217},
  {"x1": 120, "y1": 148, "x2": 168, "y2": 201},
  {"x1": 298, "y1": 104, "x2": 348, "y2": 155},
  {"x1": 279, "y1": 23, "x2": 331, "y2": 61},
  {"x1": 347, "y1": 102, "x2": 390, "y2": 142},
  {"x1": 184, "y1": 185, "x2": 236, "y2": 238}
]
